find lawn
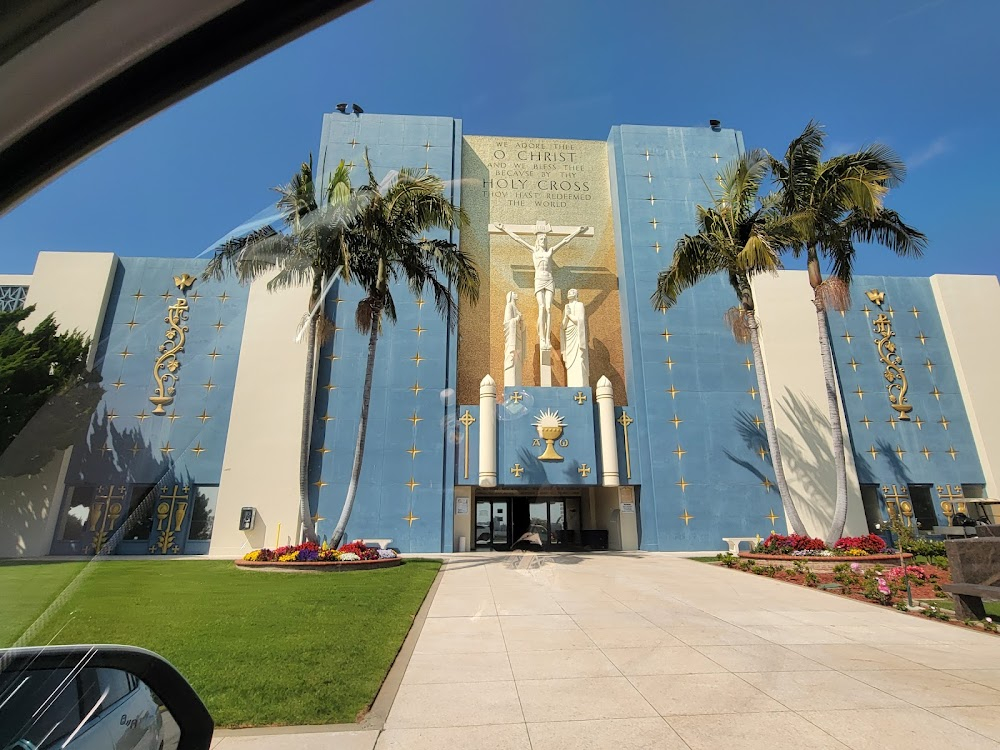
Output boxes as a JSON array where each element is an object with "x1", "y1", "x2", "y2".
[
  {"x1": 921, "y1": 597, "x2": 1000, "y2": 618},
  {"x1": 1, "y1": 559, "x2": 440, "y2": 727}
]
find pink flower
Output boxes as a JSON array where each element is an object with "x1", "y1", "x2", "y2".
[
  {"x1": 850, "y1": 562, "x2": 861, "y2": 573},
  {"x1": 877, "y1": 577, "x2": 890, "y2": 596}
]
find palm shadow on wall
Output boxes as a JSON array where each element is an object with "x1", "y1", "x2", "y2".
[{"x1": 726, "y1": 392, "x2": 844, "y2": 535}]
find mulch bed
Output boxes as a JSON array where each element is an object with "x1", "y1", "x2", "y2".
[{"x1": 768, "y1": 566, "x2": 950, "y2": 602}]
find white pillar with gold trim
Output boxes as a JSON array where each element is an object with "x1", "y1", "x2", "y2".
[
  {"x1": 596, "y1": 375, "x2": 620, "y2": 487},
  {"x1": 478, "y1": 374, "x2": 497, "y2": 487}
]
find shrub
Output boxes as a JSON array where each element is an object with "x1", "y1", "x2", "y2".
[
  {"x1": 923, "y1": 604, "x2": 949, "y2": 621},
  {"x1": 930, "y1": 554, "x2": 949, "y2": 570},
  {"x1": 804, "y1": 569, "x2": 820, "y2": 587},
  {"x1": 834, "y1": 534, "x2": 887, "y2": 554},
  {"x1": 338, "y1": 541, "x2": 380, "y2": 560},
  {"x1": 883, "y1": 565, "x2": 927, "y2": 582},
  {"x1": 901, "y1": 537, "x2": 946, "y2": 557},
  {"x1": 717, "y1": 553, "x2": 739, "y2": 568},
  {"x1": 755, "y1": 533, "x2": 827, "y2": 555}
]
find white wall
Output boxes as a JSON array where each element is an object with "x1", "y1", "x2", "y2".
[
  {"x1": 0, "y1": 252, "x2": 118, "y2": 556},
  {"x1": 931, "y1": 274, "x2": 1000, "y2": 495},
  {"x1": 209, "y1": 276, "x2": 311, "y2": 556},
  {"x1": 752, "y1": 271, "x2": 869, "y2": 539}
]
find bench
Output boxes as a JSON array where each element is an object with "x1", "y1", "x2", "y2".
[
  {"x1": 941, "y1": 583, "x2": 1000, "y2": 619},
  {"x1": 944, "y1": 532, "x2": 1000, "y2": 619},
  {"x1": 361, "y1": 538, "x2": 392, "y2": 550},
  {"x1": 723, "y1": 537, "x2": 758, "y2": 555}
]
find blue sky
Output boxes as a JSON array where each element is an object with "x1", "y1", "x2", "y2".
[{"x1": 1, "y1": 0, "x2": 996, "y2": 278}]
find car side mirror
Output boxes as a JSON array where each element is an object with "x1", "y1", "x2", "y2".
[{"x1": 0, "y1": 645, "x2": 212, "y2": 750}]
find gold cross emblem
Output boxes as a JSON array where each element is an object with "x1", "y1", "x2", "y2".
[
  {"x1": 574, "y1": 392, "x2": 588, "y2": 405},
  {"x1": 578, "y1": 464, "x2": 591, "y2": 477},
  {"x1": 510, "y1": 464, "x2": 524, "y2": 478}
]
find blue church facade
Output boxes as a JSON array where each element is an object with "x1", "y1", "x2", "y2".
[{"x1": 2, "y1": 111, "x2": 998, "y2": 558}]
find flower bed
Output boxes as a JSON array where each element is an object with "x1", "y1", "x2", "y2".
[
  {"x1": 235, "y1": 541, "x2": 402, "y2": 571},
  {"x1": 740, "y1": 551, "x2": 911, "y2": 572}
]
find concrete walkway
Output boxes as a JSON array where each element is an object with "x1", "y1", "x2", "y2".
[{"x1": 217, "y1": 553, "x2": 1000, "y2": 749}]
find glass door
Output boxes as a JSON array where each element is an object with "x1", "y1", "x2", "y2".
[{"x1": 475, "y1": 499, "x2": 510, "y2": 550}]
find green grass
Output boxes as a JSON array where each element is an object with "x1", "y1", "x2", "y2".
[
  {"x1": 921, "y1": 598, "x2": 1000, "y2": 618},
  {"x1": 687, "y1": 556, "x2": 722, "y2": 563},
  {"x1": 1, "y1": 559, "x2": 440, "y2": 727},
  {"x1": 0, "y1": 560, "x2": 87, "y2": 645}
]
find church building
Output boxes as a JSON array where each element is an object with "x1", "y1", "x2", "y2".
[{"x1": 2, "y1": 111, "x2": 999, "y2": 557}]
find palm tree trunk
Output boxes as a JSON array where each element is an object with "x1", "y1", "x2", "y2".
[
  {"x1": 746, "y1": 311, "x2": 807, "y2": 536},
  {"x1": 806, "y1": 247, "x2": 849, "y2": 543},
  {"x1": 330, "y1": 318, "x2": 379, "y2": 548},
  {"x1": 816, "y1": 298, "x2": 850, "y2": 543},
  {"x1": 298, "y1": 313, "x2": 320, "y2": 544}
]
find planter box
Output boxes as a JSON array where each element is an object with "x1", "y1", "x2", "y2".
[{"x1": 235, "y1": 557, "x2": 403, "y2": 571}]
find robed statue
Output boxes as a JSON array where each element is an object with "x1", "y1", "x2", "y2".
[
  {"x1": 560, "y1": 288, "x2": 589, "y2": 387},
  {"x1": 502, "y1": 291, "x2": 525, "y2": 387}
]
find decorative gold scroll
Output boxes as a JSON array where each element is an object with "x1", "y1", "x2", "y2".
[
  {"x1": 150, "y1": 298, "x2": 189, "y2": 414},
  {"x1": 869, "y1": 290, "x2": 913, "y2": 420}
]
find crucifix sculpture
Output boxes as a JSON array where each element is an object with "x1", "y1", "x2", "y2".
[
  {"x1": 489, "y1": 220, "x2": 592, "y2": 387},
  {"x1": 489, "y1": 221, "x2": 592, "y2": 349}
]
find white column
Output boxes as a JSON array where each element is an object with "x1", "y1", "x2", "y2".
[
  {"x1": 479, "y1": 375, "x2": 497, "y2": 487},
  {"x1": 596, "y1": 375, "x2": 620, "y2": 487}
]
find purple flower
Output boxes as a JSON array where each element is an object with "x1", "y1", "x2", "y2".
[{"x1": 297, "y1": 548, "x2": 319, "y2": 562}]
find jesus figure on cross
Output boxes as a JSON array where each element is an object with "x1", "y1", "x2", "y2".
[{"x1": 491, "y1": 220, "x2": 591, "y2": 349}]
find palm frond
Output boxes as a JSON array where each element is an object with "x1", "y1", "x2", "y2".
[{"x1": 843, "y1": 208, "x2": 926, "y2": 258}]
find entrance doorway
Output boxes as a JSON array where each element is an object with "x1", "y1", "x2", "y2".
[{"x1": 474, "y1": 494, "x2": 581, "y2": 550}]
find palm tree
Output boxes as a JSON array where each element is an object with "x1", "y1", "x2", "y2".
[
  {"x1": 328, "y1": 156, "x2": 479, "y2": 548},
  {"x1": 652, "y1": 150, "x2": 808, "y2": 536},
  {"x1": 768, "y1": 122, "x2": 926, "y2": 542},
  {"x1": 205, "y1": 156, "x2": 355, "y2": 543}
]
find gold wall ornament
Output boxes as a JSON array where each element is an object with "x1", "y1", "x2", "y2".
[
  {"x1": 173, "y1": 273, "x2": 196, "y2": 291},
  {"x1": 871, "y1": 308, "x2": 913, "y2": 420},
  {"x1": 937, "y1": 484, "x2": 963, "y2": 523},
  {"x1": 559, "y1": 438, "x2": 570, "y2": 448},
  {"x1": 533, "y1": 408, "x2": 566, "y2": 461},
  {"x1": 149, "y1": 297, "x2": 189, "y2": 415},
  {"x1": 84, "y1": 485, "x2": 126, "y2": 554},
  {"x1": 617, "y1": 410, "x2": 634, "y2": 479},
  {"x1": 151, "y1": 484, "x2": 190, "y2": 554},
  {"x1": 510, "y1": 463, "x2": 524, "y2": 477},
  {"x1": 578, "y1": 464, "x2": 591, "y2": 477},
  {"x1": 574, "y1": 391, "x2": 588, "y2": 404},
  {"x1": 459, "y1": 409, "x2": 476, "y2": 480},
  {"x1": 866, "y1": 289, "x2": 885, "y2": 306},
  {"x1": 883, "y1": 484, "x2": 911, "y2": 527}
]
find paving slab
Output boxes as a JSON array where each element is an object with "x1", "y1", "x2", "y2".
[{"x1": 222, "y1": 553, "x2": 1000, "y2": 749}]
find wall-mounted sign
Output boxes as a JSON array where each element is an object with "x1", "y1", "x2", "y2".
[{"x1": 456, "y1": 497, "x2": 469, "y2": 515}]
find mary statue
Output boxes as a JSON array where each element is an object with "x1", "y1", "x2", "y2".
[
  {"x1": 503, "y1": 291, "x2": 525, "y2": 387},
  {"x1": 560, "y1": 288, "x2": 589, "y2": 387}
]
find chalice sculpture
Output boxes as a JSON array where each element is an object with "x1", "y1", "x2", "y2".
[{"x1": 533, "y1": 408, "x2": 565, "y2": 461}]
